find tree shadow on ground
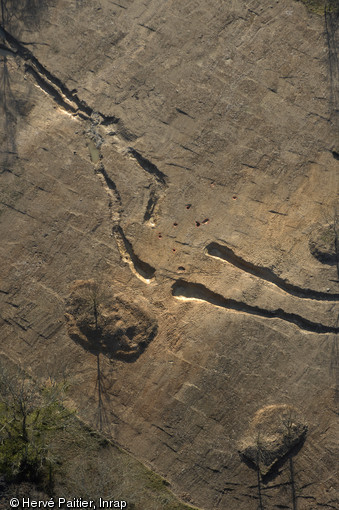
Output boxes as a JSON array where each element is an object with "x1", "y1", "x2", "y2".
[
  {"x1": 0, "y1": 0, "x2": 50, "y2": 174},
  {"x1": 241, "y1": 437, "x2": 307, "y2": 510},
  {"x1": 0, "y1": 56, "x2": 17, "y2": 172},
  {"x1": 65, "y1": 281, "x2": 158, "y2": 363},
  {"x1": 1, "y1": 0, "x2": 49, "y2": 32}
]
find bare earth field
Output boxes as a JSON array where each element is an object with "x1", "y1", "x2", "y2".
[{"x1": 0, "y1": 1, "x2": 338, "y2": 509}]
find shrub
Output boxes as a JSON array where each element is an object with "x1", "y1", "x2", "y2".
[{"x1": 0, "y1": 360, "x2": 72, "y2": 491}]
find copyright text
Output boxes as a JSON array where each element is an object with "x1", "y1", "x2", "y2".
[{"x1": 9, "y1": 498, "x2": 127, "y2": 509}]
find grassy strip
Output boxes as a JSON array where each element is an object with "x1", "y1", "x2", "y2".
[
  {"x1": 299, "y1": 0, "x2": 326, "y2": 14},
  {"x1": 49, "y1": 417, "x2": 199, "y2": 510},
  {"x1": 0, "y1": 356, "x2": 198, "y2": 510},
  {"x1": 298, "y1": 0, "x2": 339, "y2": 14}
]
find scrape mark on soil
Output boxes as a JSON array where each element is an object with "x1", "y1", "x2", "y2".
[
  {"x1": 206, "y1": 242, "x2": 339, "y2": 302},
  {"x1": 0, "y1": 24, "x2": 161, "y2": 285},
  {"x1": 25, "y1": 65, "x2": 78, "y2": 115},
  {"x1": 113, "y1": 226, "x2": 155, "y2": 283},
  {"x1": 128, "y1": 148, "x2": 167, "y2": 186},
  {"x1": 144, "y1": 187, "x2": 159, "y2": 223},
  {"x1": 1, "y1": 24, "x2": 122, "y2": 125},
  {"x1": 124, "y1": 148, "x2": 167, "y2": 226},
  {"x1": 96, "y1": 164, "x2": 121, "y2": 204},
  {"x1": 172, "y1": 280, "x2": 339, "y2": 334}
]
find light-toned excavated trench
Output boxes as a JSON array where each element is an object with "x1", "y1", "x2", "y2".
[{"x1": 1, "y1": 24, "x2": 338, "y2": 337}]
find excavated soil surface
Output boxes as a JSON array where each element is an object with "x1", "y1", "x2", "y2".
[{"x1": 1, "y1": 1, "x2": 338, "y2": 509}]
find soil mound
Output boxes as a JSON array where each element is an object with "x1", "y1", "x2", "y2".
[{"x1": 65, "y1": 280, "x2": 158, "y2": 361}]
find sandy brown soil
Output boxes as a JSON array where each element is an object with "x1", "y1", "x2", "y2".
[{"x1": 0, "y1": 1, "x2": 338, "y2": 509}]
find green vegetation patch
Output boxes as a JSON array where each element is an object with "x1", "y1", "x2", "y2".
[
  {"x1": 50, "y1": 422, "x2": 199, "y2": 510},
  {"x1": 87, "y1": 140, "x2": 100, "y2": 164},
  {"x1": 0, "y1": 360, "x2": 73, "y2": 490},
  {"x1": 0, "y1": 357, "x2": 198, "y2": 510},
  {"x1": 298, "y1": 0, "x2": 339, "y2": 14}
]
